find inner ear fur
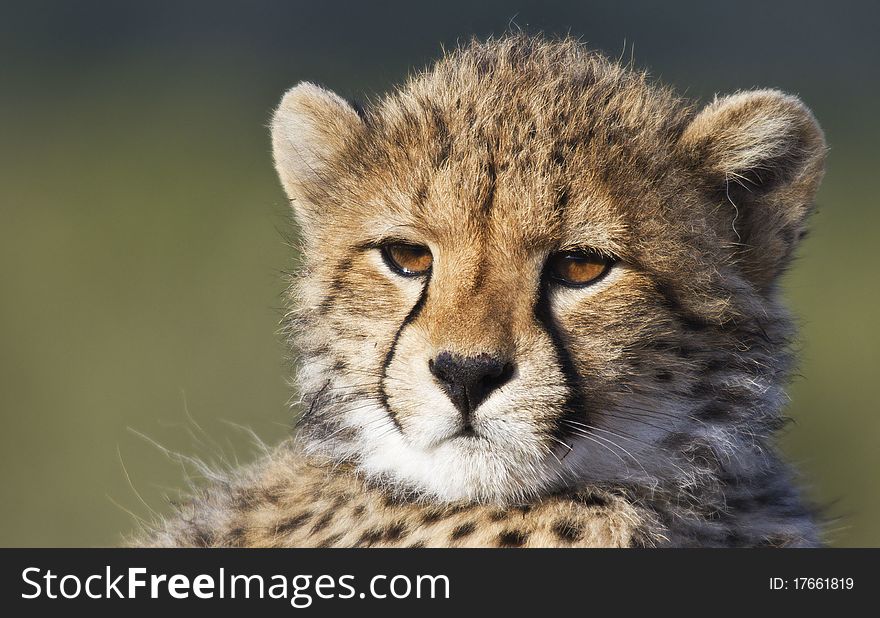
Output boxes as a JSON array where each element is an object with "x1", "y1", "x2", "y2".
[
  {"x1": 271, "y1": 82, "x2": 364, "y2": 234},
  {"x1": 678, "y1": 89, "x2": 827, "y2": 288}
]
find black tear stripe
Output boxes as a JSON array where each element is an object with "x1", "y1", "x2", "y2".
[
  {"x1": 379, "y1": 274, "x2": 432, "y2": 431},
  {"x1": 533, "y1": 276, "x2": 591, "y2": 443}
]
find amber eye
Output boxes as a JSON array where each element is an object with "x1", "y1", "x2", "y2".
[
  {"x1": 546, "y1": 250, "x2": 612, "y2": 287},
  {"x1": 381, "y1": 242, "x2": 433, "y2": 277}
]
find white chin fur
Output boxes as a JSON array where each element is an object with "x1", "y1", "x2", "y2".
[{"x1": 307, "y1": 400, "x2": 562, "y2": 504}]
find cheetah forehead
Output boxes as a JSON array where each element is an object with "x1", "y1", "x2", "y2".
[
  {"x1": 329, "y1": 41, "x2": 693, "y2": 250},
  {"x1": 275, "y1": 36, "x2": 822, "y2": 294}
]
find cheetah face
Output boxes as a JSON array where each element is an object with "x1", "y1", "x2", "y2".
[{"x1": 272, "y1": 40, "x2": 824, "y2": 504}]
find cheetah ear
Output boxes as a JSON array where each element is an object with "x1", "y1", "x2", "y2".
[
  {"x1": 271, "y1": 82, "x2": 364, "y2": 231},
  {"x1": 678, "y1": 89, "x2": 826, "y2": 288}
]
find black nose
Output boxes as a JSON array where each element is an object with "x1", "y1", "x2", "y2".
[{"x1": 428, "y1": 351, "x2": 514, "y2": 422}]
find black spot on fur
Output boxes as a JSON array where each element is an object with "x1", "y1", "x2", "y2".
[
  {"x1": 384, "y1": 523, "x2": 408, "y2": 542},
  {"x1": 224, "y1": 526, "x2": 246, "y2": 547},
  {"x1": 275, "y1": 512, "x2": 312, "y2": 535},
  {"x1": 414, "y1": 182, "x2": 429, "y2": 204},
  {"x1": 575, "y1": 493, "x2": 610, "y2": 508},
  {"x1": 655, "y1": 370, "x2": 673, "y2": 382},
  {"x1": 692, "y1": 379, "x2": 716, "y2": 397},
  {"x1": 647, "y1": 339, "x2": 675, "y2": 352},
  {"x1": 261, "y1": 486, "x2": 284, "y2": 506},
  {"x1": 725, "y1": 496, "x2": 753, "y2": 512},
  {"x1": 356, "y1": 527, "x2": 384, "y2": 547},
  {"x1": 310, "y1": 511, "x2": 334, "y2": 535},
  {"x1": 646, "y1": 338, "x2": 699, "y2": 359},
  {"x1": 677, "y1": 344, "x2": 697, "y2": 359},
  {"x1": 680, "y1": 316, "x2": 711, "y2": 332},
  {"x1": 703, "y1": 358, "x2": 726, "y2": 373},
  {"x1": 450, "y1": 522, "x2": 477, "y2": 540},
  {"x1": 315, "y1": 289, "x2": 340, "y2": 316},
  {"x1": 696, "y1": 402, "x2": 729, "y2": 421},
  {"x1": 382, "y1": 493, "x2": 409, "y2": 508},
  {"x1": 307, "y1": 343, "x2": 332, "y2": 356},
  {"x1": 779, "y1": 227, "x2": 796, "y2": 246},
  {"x1": 316, "y1": 533, "x2": 342, "y2": 548},
  {"x1": 421, "y1": 510, "x2": 448, "y2": 525},
  {"x1": 555, "y1": 186, "x2": 570, "y2": 210},
  {"x1": 552, "y1": 520, "x2": 583, "y2": 543},
  {"x1": 330, "y1": 494, "x2": 348, "y2": 509},
  {"x1": 551, "y1": 144, "x2": 568, "y2": 168},
  {"x1": 428, "y1": 105, "x2": 452, "y2": 168},
  {"x1": 191, "y1": 526, "x2": 215, "y2": 547},
  {"x1": 497, "y1": 530, "x2": 529, "y2": 547},
  {"x1": 230, "y1": 488, "x2": 259, "y2": 510}
]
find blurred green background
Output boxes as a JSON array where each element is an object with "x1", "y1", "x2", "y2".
[{"x1": 1, "y1": 1, "x2": 877, "y2": 547}]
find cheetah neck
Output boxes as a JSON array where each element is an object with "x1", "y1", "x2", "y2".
[{"x1": 138, "y1": 438, "x2": 818, "y2": 548}]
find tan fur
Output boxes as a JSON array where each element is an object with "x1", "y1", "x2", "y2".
[
  {"x1": 141, "y1": 441, "x2": 653, "y2": 548},
  {"x1": 134, "y1": 35, "x2": 826, "y2": 548}
]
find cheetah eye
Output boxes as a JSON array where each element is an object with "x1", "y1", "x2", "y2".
[
  {"x1": 381, "y1": 242, "x2": 433, "y2": 277},
  {"x1": 546, "y1": 250, "x2": 613, "y2": 287}
]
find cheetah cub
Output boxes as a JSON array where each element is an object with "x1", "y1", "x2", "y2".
[{"x1": 139, "y1": 36, "x2": 827, "y2": 548}]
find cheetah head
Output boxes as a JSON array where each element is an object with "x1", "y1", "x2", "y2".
[{"x1": 271, "y1": 37, "x2": 825, "y2": 505}]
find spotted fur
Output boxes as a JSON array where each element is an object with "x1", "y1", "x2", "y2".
[
  {"x1": 140, "y1": 440, "x2": 652, "y2": 548},
  {"x1": 136, "y1": 35, "x2": 826, "y2": 547}
]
